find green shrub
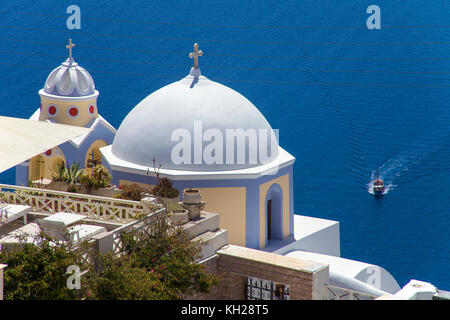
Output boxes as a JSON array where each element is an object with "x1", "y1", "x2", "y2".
[
  {"x1": 50, "y1": 161, "x2": 83, "y2": 186},
  {"x1": 83, "y1": 216, "x2": 217, "y2": 299},
  {"x1": 82, "y1": 254, "x2": 171, "y2": 300},
  {"x1": 91, "y1": 165, "x2": 111, "y2": 188},
  {"x1": 0, "y1": 236, "x2": 89, "y2": 300},
  {"x1": 79, "y1": 173, "x2": 94, "y2": 189},
  {"x1": 50, "y1": 162, "x2": 66, "y2": 182},
  {"x1": 80, "y1": 165, "x2": 111, "y2": 190},
  {"x1": 119, "y1": 218, "x2": 216, "y2": 299},
  {"x1": 0, "y1": 197, "x2": 216, "y2": 300}
]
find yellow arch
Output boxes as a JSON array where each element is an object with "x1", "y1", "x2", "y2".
[
  {"x1": 84, "y1": 139, "x2": 107, "y2": 171},
  {"x1": 28, "y1": 147, "x2": 66, "y2": 183}
]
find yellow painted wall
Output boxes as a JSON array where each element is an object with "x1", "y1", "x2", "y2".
[
  {"x1": 116, "y1": 182, "x2": 247, "y2": 246},
  {"x1": 193, "y1": 187, "x2": 247, "y2": 247},
  {"x1": 39, "y1": 96, "x2": 98, "y2": 127},
  {"x1": 28, "y1": 147, "x2": 66, "y2": 182},
  {"x1": 259, "y1": 174, "x2": 290, "y2": 249}
]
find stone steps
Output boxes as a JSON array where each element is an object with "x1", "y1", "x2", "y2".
[
  {"x1": 183, "y1": 211, "x2": 220, "y2": 239},
  {"x1": 182, "y1": 211, "x2": 228, "y2": 260},
  {"x1": 192, "y1": 229, "x2": 228, "y2": 260}
]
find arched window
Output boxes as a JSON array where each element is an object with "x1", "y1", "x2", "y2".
[{"x1": 265, "y1": 183, "x2": 283, "y2": 242}]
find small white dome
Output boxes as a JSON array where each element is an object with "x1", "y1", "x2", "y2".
[
  {"x1": 43, "y1": 58, "x2": 96, "y2": 97},
  {"x1": 112, "y1": 69, "x2": 279, "y2": 171}
]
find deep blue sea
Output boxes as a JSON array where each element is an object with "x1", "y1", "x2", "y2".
[{"x1": 0, "y1": 1, "x2": 449, "y2": 288}]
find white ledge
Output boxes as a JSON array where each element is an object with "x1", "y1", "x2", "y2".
[{"x1": 100, "y1": 145, "x2": 295, "y2": 180}]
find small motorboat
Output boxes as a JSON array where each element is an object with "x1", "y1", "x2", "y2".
[{"x1": 373, "y1": 168, "x2": 385, "y2": 195}]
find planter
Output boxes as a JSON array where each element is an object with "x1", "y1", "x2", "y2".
[
  {"x1": 90, "y1": 186, "x2": 118, "y2": 198},
  {"x1": 48, "y1": 181, "x2": 67, "y2": 192},
  {"x1": 159, "y1": 196, "x2": 179, "y2": 207},
  {"x1": 168, "y1": 209, "x2": 189, "y2": 225},
  {"x1": 180, "y1": 201, "x2": 206, "y2": 221},
  {"x1": 182, "y1": 189, "x2": 202, "y2": 205}
]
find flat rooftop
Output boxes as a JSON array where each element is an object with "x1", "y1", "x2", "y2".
[
  {"x1": 293, "y1": 215, "x2": 339, "y2": 240},
  {"x1": 218, "y1": 244, "x2": 328, "y2": 274}
]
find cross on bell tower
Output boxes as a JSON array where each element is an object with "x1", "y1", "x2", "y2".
[
  {"x1": 189, "y1": 43, "x2": 203, "y2": 69},
  {"x1": 66, "y1": 38, "x2": 75, "y2": 59}
]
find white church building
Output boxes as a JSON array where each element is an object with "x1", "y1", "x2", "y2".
[{"x1": 14, "y1": 41, "x2": 405, "y2": 297}]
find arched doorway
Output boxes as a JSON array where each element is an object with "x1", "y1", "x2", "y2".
[
  {"x1": 265, "y1": 183, "x2": 283, "y2": 242},
  {"x1": 85, "y1": 140, "x2": 107, "y2": 173}
]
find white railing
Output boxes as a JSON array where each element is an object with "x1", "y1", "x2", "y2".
[
  {"x1": 0, "y1": 184, "x2": 145, "y2": 223},
  {"x1": 94, "y1": 208, "x2": 166, "y2": 257},
  {"x1": 324, "y1": 284, "x2": 378, "y2": 300},
  {"x1": 112, "y1": 208, "x2": 166, "y2": 256}
]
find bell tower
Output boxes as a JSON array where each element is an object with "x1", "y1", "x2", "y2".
[{"x1": 38, "y1": 39, "x2": 99, "y2": 127}]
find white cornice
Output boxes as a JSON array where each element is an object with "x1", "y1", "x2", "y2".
[
  {"x1": 100, "y1": 145, "x2": 295, "y2": 181},
  {"x1": 39, "y1": 89, "x2": 99, "y2": 102}
]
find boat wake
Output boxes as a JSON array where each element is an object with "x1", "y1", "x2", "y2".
[
  {"x1": 366, "y1": 123, "x2": 450, "y2": 196},
  {"x1": 366, "y1": 152, "x2": 417, "y2": 195}
]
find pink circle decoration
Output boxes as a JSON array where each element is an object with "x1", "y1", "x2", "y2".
[{"x1": 89, "y1": 105, "x2": 95, "y2": 114}]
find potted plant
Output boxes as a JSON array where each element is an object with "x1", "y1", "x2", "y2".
[
  {"x1": 49, "y1": 161, "x2": 82, "y2": 192},
  {"x1": 79, "y1": 165, "x2": 112, "y2": 195},
  {"x1": 49, "y1": 161, "x2": 67, "y2": 191},
  {"x1": 149, "y1": 159, "x2": 180, "y2": 206}
]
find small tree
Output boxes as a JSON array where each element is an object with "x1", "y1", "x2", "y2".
[
  {"x1": 83, "y1": 216, "x2": 217, "y2": 299},
  {"x1": 81, "y1": 253, "x2": 172, "y2": 300},
  {"x1": 0, "y1": 235, "x2": 89, "y2": 300},
  {"x1": 1, "y1": 193, "x2": 216, "y2": 300}
]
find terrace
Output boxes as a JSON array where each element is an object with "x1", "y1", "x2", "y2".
[
  {"x1": 0, "y1": 183, "x2": 227, "y2": 262},
  {"x1": 0, "y1": 183, "x2": 161, "y2": 252},
  {"x1": 0, "y1": 181, "x2": 231, "y2": 300}
]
